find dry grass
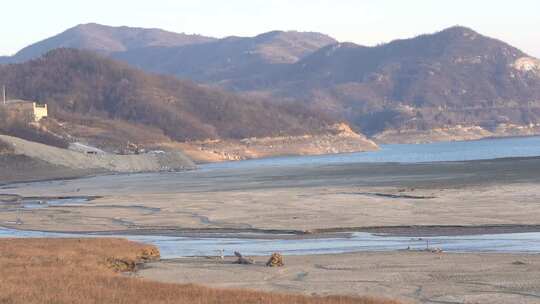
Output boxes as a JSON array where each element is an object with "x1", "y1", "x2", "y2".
[{"x1": 0, "y1": 238, "x2": 401, "y2": 304}]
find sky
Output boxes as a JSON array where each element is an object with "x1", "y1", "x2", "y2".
[{"x1": 1, "y1": 0, "x2": 539, "y2": 57}]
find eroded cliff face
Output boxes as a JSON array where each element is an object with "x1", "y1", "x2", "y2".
[{"x1": 512, "y1": 57, "x2": 540, "y2": 75}]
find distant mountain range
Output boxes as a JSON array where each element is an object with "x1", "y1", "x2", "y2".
[
  {"x1": 2, "y1": 23, "x2": 540, "y2": 142},
  {"x1": 112, "y1": 30, "x2": 337, "y2": 86}
]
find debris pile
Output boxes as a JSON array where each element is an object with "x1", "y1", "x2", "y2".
[
  {"x1": 266, "y1": 252, "x2": 284, "y2": 267},
  {"x1": 234, "y1": 251, "x2": 254, "y2": 265},
  {"x1": 425, "y1": 247, "x2": 443, "y2": 254}
]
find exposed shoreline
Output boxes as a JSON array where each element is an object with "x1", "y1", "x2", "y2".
[
  {"x1": 373, "y1": 125, "x2": 540, "y2": 145},
  {"x1": 175, "y1": 123, "x2": 379, "y2": 163},
  {"x1": 139, "y1": 251, "x2": 540, "y2": 304},
  {"x1": 2, "y1": 132, "x2": 540, "y2": 186}
]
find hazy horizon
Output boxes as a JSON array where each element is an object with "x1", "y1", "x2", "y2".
[{"x1": 1, "y1": 0, "x2": 539, "y2": 58}]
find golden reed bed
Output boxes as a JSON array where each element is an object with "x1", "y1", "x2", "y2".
[{"x1": 0, "y1": 238, "x2": 401, "y2": 304}]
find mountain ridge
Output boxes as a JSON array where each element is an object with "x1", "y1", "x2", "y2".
[
  {"x1": 3, "y1": 24, "x2": 540, "y2": 143},
  {"x1": 261, "y1": 26, "x2": 540, "y2": 137},
  {"x1": 110, "y1": 28, "x2": 338, "y2": 88},
  {"x1": 3, "y1": 23, "x2": 216, "y2": 63}
]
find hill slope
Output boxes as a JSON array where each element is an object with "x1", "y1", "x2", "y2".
[
  {"x1": 0, "y1": 48, "x2": 341, "y2": 140},
  {"x1": 0, "y1": 49, "x2": 377, "y2": 160}
]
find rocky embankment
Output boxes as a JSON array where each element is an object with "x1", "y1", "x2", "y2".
[
  {"x1": 177, "y1": 123, "x2": 379, "y2": 162},
  {"x1": 373, "y1": 124, "x2": 540, "y2": 144},
  {"x1": 0, "y1": 135, "x2": 195, "y2": 183}
]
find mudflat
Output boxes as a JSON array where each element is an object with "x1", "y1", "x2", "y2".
[
  {"x1": 139, "y1": 251, "x2": 540, "y2": 304},
  {"x1": 1, "y1": 157, "x2": 540, "y2": 233}
]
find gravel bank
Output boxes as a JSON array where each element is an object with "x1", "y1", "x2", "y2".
[{"x1": 0, "y1": 135, "x2": 195, "y2": 183}]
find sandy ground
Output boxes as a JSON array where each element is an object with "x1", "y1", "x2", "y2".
[
  {"x1": 139, "y1": 252, "x2": 540, "y2": 304},
  {"x1": 1, "y1": 157, "x2": 540, "y2": 233},
  {"x1": 0, "y1": 135, "x2": 195, "y2": 179}
]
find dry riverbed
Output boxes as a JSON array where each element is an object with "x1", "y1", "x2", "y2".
[
  {"x1": 2, "y1": 157, "x2": 540, "y2": 304},
  {"x1": 140, "y1": 251, "x2": 540, "y2": 304},
  {"x1": 2, "y1": 157, "x2": 540, "y2": 233}
]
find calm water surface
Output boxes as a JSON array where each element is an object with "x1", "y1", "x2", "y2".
[
  {"x1": 1, "y1": 228, "x2": 539, "y2": 258},
  {"x1": 202, "y1": 136, "x2": 540, "y2": 170}
]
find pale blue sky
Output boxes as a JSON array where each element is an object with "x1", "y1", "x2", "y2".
[{"x1": 1, "y1": 0, "x2": 539, "y2": 57}]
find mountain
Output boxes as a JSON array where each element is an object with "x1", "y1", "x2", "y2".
[
  {"x1": 111, "y1": 30, "x2": 337, "y2": 88},
  {"x1": 4, "y1": 24, "x2": 540, "y2": 143},
  {"x1": 0, "y1": 24, "x2": 337, "y2": 88},
  {"x1": 259, "y1": 26, "x2": 540, "y2": 139},
  {"x1": 2, "y1": 23, "x2": 215, "y2": 63},
  {"x1": 0, "y1": 48, "x2": 339, "y2": 146}
]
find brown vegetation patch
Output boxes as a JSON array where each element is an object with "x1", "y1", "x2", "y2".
[{"x1": 0, "y1": 238, "x2": 401, "y2": 304}]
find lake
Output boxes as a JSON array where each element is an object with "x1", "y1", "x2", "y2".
[{"x1": 3, "y1": 136, "x2": 540, "y2": 257}]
